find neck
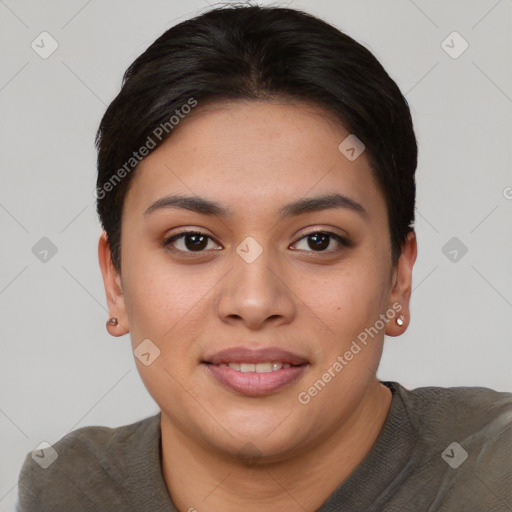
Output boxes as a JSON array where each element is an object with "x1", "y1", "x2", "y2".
[{"x1": 161, "y1": 380, "x2": 392, "y2": 512}]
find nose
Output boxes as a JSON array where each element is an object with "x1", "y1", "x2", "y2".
[{"x1": 216, "y1": 240, "x2": 296, "y2": 330}]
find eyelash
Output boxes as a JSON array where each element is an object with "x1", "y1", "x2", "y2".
[{"x1": 162, "y1": 230, "x2": 352, "y2": 255}]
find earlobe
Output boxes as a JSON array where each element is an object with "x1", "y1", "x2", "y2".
[
  {"x1": 385, "y1": 231, "x2": 417, "y2": 337},
  {"x1": 98, "y1": 231, "x2": 130, "y2": 337}
]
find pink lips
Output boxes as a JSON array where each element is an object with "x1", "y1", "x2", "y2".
[
  {"x1": 202, "y1": 346, "x2": 309, "y2": 397},
  {"x1": 204, "y1": 346, "x2": 309, "y2": 366}
]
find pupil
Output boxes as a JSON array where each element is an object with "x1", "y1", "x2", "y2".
[
  {"x1": 185, "y1": 234, "x2": 207, "y2": 251},
  {"x1": 308, "y1": 233, "x2": 329, "y2": 251},
  {"x1": 182, "y1": 233, "x2": 331, "y2": 252}
]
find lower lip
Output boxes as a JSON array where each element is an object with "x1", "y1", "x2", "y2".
[{"x1": 203, "y1": 363, "x2": 308, "y2": 396}]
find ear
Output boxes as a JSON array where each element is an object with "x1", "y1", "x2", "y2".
[
  {"x1": 385, "y1": 231, "x2": 417, "y2": 337},
  {"x1": 98, "y1": 231, "x2": 130, "y2": 336}
]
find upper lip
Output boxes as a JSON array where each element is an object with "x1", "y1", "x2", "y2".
[{"x1": 203, "y1": 346, "x2": 309, "y2": 365}]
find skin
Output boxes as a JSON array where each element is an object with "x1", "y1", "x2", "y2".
[{"x1": 99, "y1": 99, "x2": 417, "y2": 512}]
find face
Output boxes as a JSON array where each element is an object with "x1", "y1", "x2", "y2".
[{"x1": 99, "y1": 99, "x2": 416, "y2": 461}]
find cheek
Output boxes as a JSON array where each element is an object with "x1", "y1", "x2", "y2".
[
  {"x1": 121, "y1": 248, "x2": 193, "y2": 336},
  {"x1": 121, "y1": 250, "x2": 222, "y2": 372},
  {"x1": 292, "y1": 262, "x2": 389, "y2": 424},
  {"x1": 301, "y1": 258, "x2": 388, "y2": 338},
  {"x1": 121, "y1": 259, "x2": 206, "y2": 407}
]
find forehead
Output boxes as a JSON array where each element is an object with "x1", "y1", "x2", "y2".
[{"x1": 123, "y1": 99, "x2": 384, "y2": 219}]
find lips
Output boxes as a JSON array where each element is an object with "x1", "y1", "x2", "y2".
[
  {"x1": 203, "y1": 346, "x2": 309, "y2": 366},
  {"x1": 202, "y1": 346, "x2": 309, "y2": 396}
]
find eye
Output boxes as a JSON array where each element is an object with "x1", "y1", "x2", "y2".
[
  {"x1": 291, "y1": 231, "x2": 351, "y2": 253},
  {"x1": 163, "y1": 229, "x2": 351, "y2": 255},
  {"x1": 163, "y1": 231, "x2": 222, "y2": 253}
]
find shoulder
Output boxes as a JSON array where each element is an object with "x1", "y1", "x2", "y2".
[
  {"x1": 393, "y1": 382, "x2": 512, "y2": 440},
  {"x1": 16, "y1": 413, "x2": 161, "y2": 512},
  {"x1": 389, "y1": 382, "x2": 512, "y2": 506}
]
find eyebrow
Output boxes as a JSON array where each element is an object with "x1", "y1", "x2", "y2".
[{"x1": 143, "y1": 193, "x2": 368, "y2": 220}]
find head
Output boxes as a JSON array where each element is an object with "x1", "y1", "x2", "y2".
[{"x1": 97, "y1": 4, "x2": 417, "y2": 460}]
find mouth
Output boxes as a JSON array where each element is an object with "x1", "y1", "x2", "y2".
[
  {"x1": 201, "y1": 346, "x2": 310, "y2": 396},
  {"x1": 209, "y1": 361, "x2": 295, "y2": 372}
]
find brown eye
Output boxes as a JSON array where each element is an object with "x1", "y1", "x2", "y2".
[
  {"x1": 164, "y1": 231, "x2": 222, "y2": 253},
  {"x1": 292, "y1": 231, "x2": 351, "y2": 252}
]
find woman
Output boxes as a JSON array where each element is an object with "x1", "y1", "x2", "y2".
[{"x1": 17, "y1": 4, "x2": 512, "y2": 511}]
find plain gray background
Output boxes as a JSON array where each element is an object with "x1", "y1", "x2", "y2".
[{"x1": 1, "y1": 0, "x2": 511, "y2": 510}]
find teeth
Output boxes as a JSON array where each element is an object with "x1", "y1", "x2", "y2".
[
  {"x1": 256, "y1": 363, "x2": 272, "y2": 373},
  {"x1": 220, "y1": 362, "x2": 292, "y2": 373}
]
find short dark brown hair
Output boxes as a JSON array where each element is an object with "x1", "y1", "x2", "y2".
[{"x1": 95, "y1": 3, "x2": 417, "y2": 271}]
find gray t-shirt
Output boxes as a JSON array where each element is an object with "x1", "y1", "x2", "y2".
[{"x1": 16, "y1": 381, "x2": 512, "y2": 511}]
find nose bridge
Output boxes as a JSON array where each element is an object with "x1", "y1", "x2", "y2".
[
  {"x1": 232, "y1": 237, "x2": 282, "y2": 304},
  {"x1": 216, "y1": 235, "x2": 295, "y2": 327},
  {"x1": 235, "y1": 246, "x2": 278, "y2": 298}
]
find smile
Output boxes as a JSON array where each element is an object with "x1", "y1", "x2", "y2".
[{"x1": 216, "y1": 362, "x2": 292, "y2": 372}]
